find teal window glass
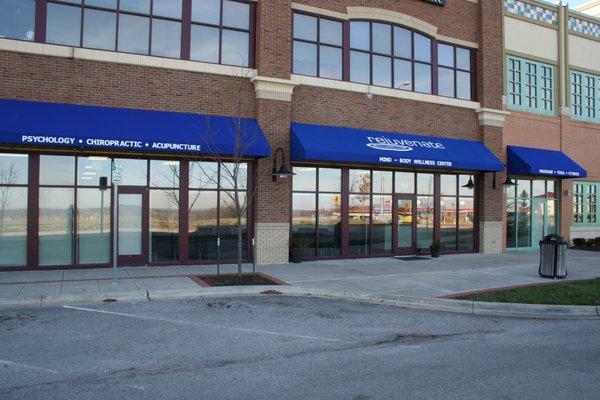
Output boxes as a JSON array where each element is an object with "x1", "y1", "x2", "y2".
[
  {"x1": 571, "y1": 70, "x2": 600, "y2": 124},
  {"x1": 507, "y1": 56, "x2": 555, "y2": 116},
  {"x1": 574, "y1": 182, "x2": 600, "y2": 225}
]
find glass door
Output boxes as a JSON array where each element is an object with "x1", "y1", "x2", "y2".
[
  {"x1": 532, "y1": 198, "x2": 546, "y2": 246},
  {"x1": 394, "y1": 195, "x2": 416, "y2": 254},
  {"x1": 117, "y1": 187, "x2": 148, "y2": 266}
]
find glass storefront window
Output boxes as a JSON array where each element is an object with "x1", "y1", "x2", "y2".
[
  {"x1": 349, "y1": 169, "x2": 371, "y2": 193},
  {"x1": 318, "y1": 193, "x2": 341, "y2": 257},
  {"x1": 114, "y1": 158, "x2": 147, "y2": 186},
  {"x1": 440, "y1": 196, "x2": 457, "y2": 249},
  {"x1": 395, "y1": 172, "x2": 415, "y2": 193},
  {"x1": 440, "y1": 175, "x2": 457, "y2": 196},
  {"x1": 319, "y1": 168, "x2": 341, "y2": 192},
  {"x1": 292, "y1": 192, "x2": 316, "y2": 257},
  {"x1": 219, "y1": 191, "x2": 247, "y2": 259},
  {"x1": 416, "y1": 196, "x2": 434, "y2": 249},
  {"x1": 40, "y1": 155, "x2": 75, "y2": 185},
  {"x1": 416, "y1": 173, "x2": 434, "y2": 195},
  {"x1": 39, "y1": 187, "x2": 74, "y2": 266},
  {"x1": 0, "y1": 187, "x2": 28, "y2": 267},
  {"x1": 372, "y1": 171, "x2": 393, "y2": 194},
  {"x1": 220, "y1": 162, "x2": 248, "y2": 190},
  {"x1": 0, "y1": 154, "x2": 29, "y2": 185},
  {"x1": 458, "y1": 197, "x2": 475, "y2": 251},
  {"x1": 149, "y1": 189, "x2": 179, "y2": 262},
  {"x1": 77, "y1": 188, "x2": 111, "y2": 264},
  {"x1": 349, "y1": 194, "x2": 370, "y2": 255},
  {"x1": 293, "y1": 167, "x2": 317, "y2": 191},
  {"x1": 188, "y1": 191, "x2": 218, "y2": 260},
  {"x1": 0, "y1": 0, "x2": 36, "y2": 41},
  {"x1": 189, "y1": 161, "x2": 218, "y2": 189},
  {"x1": 77, "y1": 156, "x2": 111, "y2": 186},
  {"x1": 372, "y1": 194, "x2": 392, "y2": 253},
  {"x1": 150, "y1": 160, "x2": 180, "y2": 188}
]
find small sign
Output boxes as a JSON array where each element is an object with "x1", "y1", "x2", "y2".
[{"x1": 112, "y1": 162, "x2": 122, "y2": 185}]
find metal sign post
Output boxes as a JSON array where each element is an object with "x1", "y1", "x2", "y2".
[{"x1": 112, "y1": 162, "x2": 122, "y2": 285}]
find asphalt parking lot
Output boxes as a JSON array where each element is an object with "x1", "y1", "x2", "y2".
[{"x1": 1, "y1": 295, "x2": 599, "y2": 400}]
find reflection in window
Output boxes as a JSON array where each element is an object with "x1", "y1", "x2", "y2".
[
  {"x1": 83, "y1": 9, "x2": 117, "y2": 51},
  {"x1": 0, "y1": 0, "x2": 36, "y2": 41},
  {"x1": 220, "y1": 191, "x2": 247, "y2": 259},
  {"x1": 118, "y1": 14, "x2": 150, "y2": 54},
  {"x1": 0, "y1": 186, "x2": 27, "y2": 267},
  {"x1": 77, "y1": 188, "x2": 111, "y2": 264},
  {"x1": 437, "y1": 43, "x2": 472, "y2": 100},
  {"x1": 188, "y1": 191, "x2": 218, "y2": 260},
  {"x1": 293, "y1": 13, "x2": 343, "y2": 79},
  {"x1": 114, "y1": 158, "x2": 147, "y2": 186},
  {"x1": 151, "y1": 19, "x2": 181, "y2": 58},
  {"x1": 416, "y1": 196, "x2": 434, "y2": 249},
  {"x1": 150, "y1": 190, "x2": 179, "y2": 262},
  {"x1": 40, "y1": 155, "x2": 75, "y2": 186},
  {"x1": 150, "y1": 160, "x2": 180, "y2": 188},
  {"x1": 77, "y1": 156, "x2": 111, "y2": 187},
  {"x1": 39, "y1": 188, "x2": 74, "y2": 266},
  {"x1": 349, "y1": 194, "x2": 370, "y2": 256},
  {"x1": 46, "y1": 3, "x2": 81, "y2": 46}
]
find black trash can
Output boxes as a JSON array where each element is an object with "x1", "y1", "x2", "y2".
[{"x1": 539, "y1": 234, "x2": 568, "y2": 279}]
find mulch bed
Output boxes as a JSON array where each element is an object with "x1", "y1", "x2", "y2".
[
  {"x1": 192, "y1": 272, "x2": 286, "y2": 287},
  {"x1": 570, "y1": 247, "x2": 600, "y2": 252}
]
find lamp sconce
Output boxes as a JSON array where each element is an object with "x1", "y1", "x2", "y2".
[
  {"x1": 272, "y1": 147, "x2": 295, "y2": 181},
  {"x1": 462, "y1": 175, "x2": 475, "y2": 190},
  {"x1": 492, "y1": 166, "x2": 516, "y2": 190}
]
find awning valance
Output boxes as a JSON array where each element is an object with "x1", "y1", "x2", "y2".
[
  {"x1": 0, "y1": 99, "x2": 271, "y2": 157},
  {"x1": 507, "y1": 146, "x2": 586, "y2": 178},
  {"x1": 291, "y1": 123, "x2": 504, "y2": 172}
]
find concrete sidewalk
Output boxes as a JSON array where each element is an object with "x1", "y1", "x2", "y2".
[{"x1": 0, "y1": 249, "x2": 598, "y2": 310}]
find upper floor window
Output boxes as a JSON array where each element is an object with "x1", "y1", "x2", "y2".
[
  {"x1": 0, "y1": 0, "x2": 36, "y2": 41},
  {"x1": 1, "y1": 0, "x2": 254, "y2": 67},
  {"x1": 191, "y1": 0, "x2": 252, "y2": 67},
  {"x1": 292, "y1": 13, "x2": 343, "y2": 79},
  {"x1": 507, "y1": 55, "x2": 555, "y2": 116},
  {"x1": 571, "y1": 70, "x2": 600, "y2": 124},
  {"x1": 349, "y1": 21, "x2": 433, "y2": 94},
  {"x1": 437, "y1": 43, "x2": 472, "y2": 100},
  {"x1": 46, "y1": 0, "x2": 183, "y2": 57}
]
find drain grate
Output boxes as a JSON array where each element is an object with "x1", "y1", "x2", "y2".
[{"x1": 396, "y1": 256, "x2": 431, "y2": 261}]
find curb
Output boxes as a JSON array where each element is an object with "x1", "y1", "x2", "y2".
[{"x1": 0, "y1": 285, "x2": 598, "y2": 319}]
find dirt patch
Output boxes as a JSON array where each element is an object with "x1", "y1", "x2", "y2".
[{"x1": 194, "y1": 273, "x2": 285, "y2": 287}]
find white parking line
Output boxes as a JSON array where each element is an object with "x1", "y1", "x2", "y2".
[
  {"x1": 0, "y1": 359, "x2": 59, "y2": 374},
  {"x1": 63, "y1": 305, "x2": 353, "y2": 344}
]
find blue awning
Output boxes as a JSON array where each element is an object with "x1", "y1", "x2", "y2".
[
  {"x1": 507, "y1": 146, "x2": 586, "y2": 178},
  {"x1": 291, "y1": 123, "x2": 504, "y2": 172},
  {"x1": 0, "y1": 99, "x2": 271, "y2": 157}
]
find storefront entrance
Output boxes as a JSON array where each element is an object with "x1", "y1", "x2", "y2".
[
  {"x1": 394, "y1": 195, "x2": 416, "y2": 255},
  {"x1": 117, "y1": 187, "x2": 148, "y2": 266}
]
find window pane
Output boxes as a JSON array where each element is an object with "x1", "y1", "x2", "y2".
[
  {"x1": 440, "y1": 196, "x2": 457, "y2": 250},
  {"x1": 372, "y1": 23, "x2": 391, "y2": 55},
  {"x1": 189, "y1": 161, "x2": 218, "y2": 189},
  {"x1": 114, "y1": 158, "x2": 147, "y2": 186},
  {"x1": 292, "y1": 193, "x2": 316, "y2": 258},
  {"x1": 0, "y1": 154, "x2": 28, "y2": 185},
  {"x1": 150, "y1": 190, "x2": 179, "y2": 262},
  {"x1": 437, "y1": 43, "x2": 454, "y2": 67},
  {"x1": 0, "y1": 0, "x2": 35, "y2": 41},
  {"x1": 414, "y1": 63, "x2": 432, "y2": 94},
  {"x1": 77, "y1": 188, "x2": 110, "y2": 264},
  {"x1": 318, "y1": 168, "x2": 341, "y2": 192},
  {"x1": 87, "y1": 0, "x2": 117, "y2": 7},
  {"x1": 118, "y1": 14, "x2": 149, "y2": 54},
  {"x1": 393, "y1": 26, "x2": 411, "y2": 59},
  {"x1": 395, "y1": 172, "x2": 415, "y2": 193},
  {"x1": 438, "y1": 67, "x2": 455, "y2": 97},
  {"x1": 372, "y1": 194, "x2": 392, "y2": 253},
  {"x1": 293, "y1": 41, "x2": 317, "y2": 76},
  {"x1": 547, "y1": 181, "x2": 555, "y2": 199},
  {"x1": 222, "y1": 29, "x2": 249, "y2": 66},
  {"x1": 40, "y1": 155, "x2": 75, "y2": 186},
  {"x1": 350, "y1": 21, "x2": 369, "y2": 51},
  {"x1": 83, "y1": 9, "x2": 116, "y2": 51},
  {"x1": 320, "y1": 18, "x2": 342, "y2": 46},
  {"x1": 457, "y1": 71, "x2": 471, "y2": 100},
  {"x1": 219, "y1": 162, "x2": 247, "y2": 190},
  {"x1": 456, "y1": 47, "x2": 471, "y2": 71},
  {"x1": 150, "y1": 160, "x2": 179, "y2": 188},
  {"x1": 506, "y1": 196, "x2": 516, "y2": 248},
  {"x1": 517, "y1": 199, "x2": 531, "y2": 247},
  {"x1": 292, "y1": 166, "x2": 316, "y2": 191},
  {"x1": 153, "y1": 0, "x2": 182, "y2": 18},
  {"x1": 518, "y1": 179, "x2": 531, "y2": 198},
  {"x1": 46, "y1": 3, "x2": 81, "y2": 46},
  {"x1": 458, "y1": 197, "x2": 475, "y2": 251},
  {"x1": 532, "y1": 180, "x2": 546, "y2": 198},
  {"x1": 77, "y1": 156, "x2": 111, "y2": 186},
  {"x1": 320, "y1": 45, "x2": 342, "y2": 80},
  {"x1": 188, "y1": 191, "x2": 218, "y2": 260},
  {"x1": 293, "y1": 13, "x2": 317, "y2": 41},
  {"x1": 349, "y1": 169, "x2": 370, "y2": 193},
  {"x1": 349, "y1": 194, "x2": 370, "y2": 256},
  {"x1": 318, "y1": 193, "x2": 341, "y2": 257},
  {"x1": 190, "y1": 25, "x2": 220, "y2": 63},
  {"x1": 350, "y1": 51, "x2": 370, "y2": 84},
  {"x1": 0, "y1": 187, "x2": 27, "y2": 267},
  {"x1": 372, "y1": 170, "x2": 393, "y2": 193},
  {"x1": 440, "y1": 175, "x2": 457, "y2": 196},
  {"x1": 151, "y1": 19, "x2": 181, "y2": 58},
  {"x1": 414, "y1": 33, "x2": 431, "y2": 62},
  {"x1": 417, "y1": 173, "x2": 434, "y2": 195},
  {"x1": 120, "y1": 0, "x2": 150, "y2": 13},
  {"x1": 223, "y1": 0, "x2": 249, "y2": 30},
  {"x1": 373, "y1": 55, "x2": 392, "y2": 87},
  {"x1": 459, "y1": 175, "x2": 474, "y2": 196},
  {"x1": 394, "y1": 59, "x2": 412, "y2": 90},
  {"x1": 416, "y1": 196, "x2": 434, "y2": 249},
  {"x1": 118, "y1": 193, "x2": 142, "y2": 256},
  {"x1": 39, "y1": 188, "x2": 74, "y2": 266},
  {"x1": 192, "y1": 0, "x2": 220, "y2": 24}
]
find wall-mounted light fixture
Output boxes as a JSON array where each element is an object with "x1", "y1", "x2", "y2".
[{"x1": 272, "y1": 147, "x2": 295, "y2": 181}]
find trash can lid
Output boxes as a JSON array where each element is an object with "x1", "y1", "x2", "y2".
[{"x1": 542, "y1": 234, "x2": 567, "y2": 244}]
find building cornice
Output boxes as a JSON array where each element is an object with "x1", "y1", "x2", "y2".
[{"x1": 250, "y1": 76, "x2": 297, "y2": 102}]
